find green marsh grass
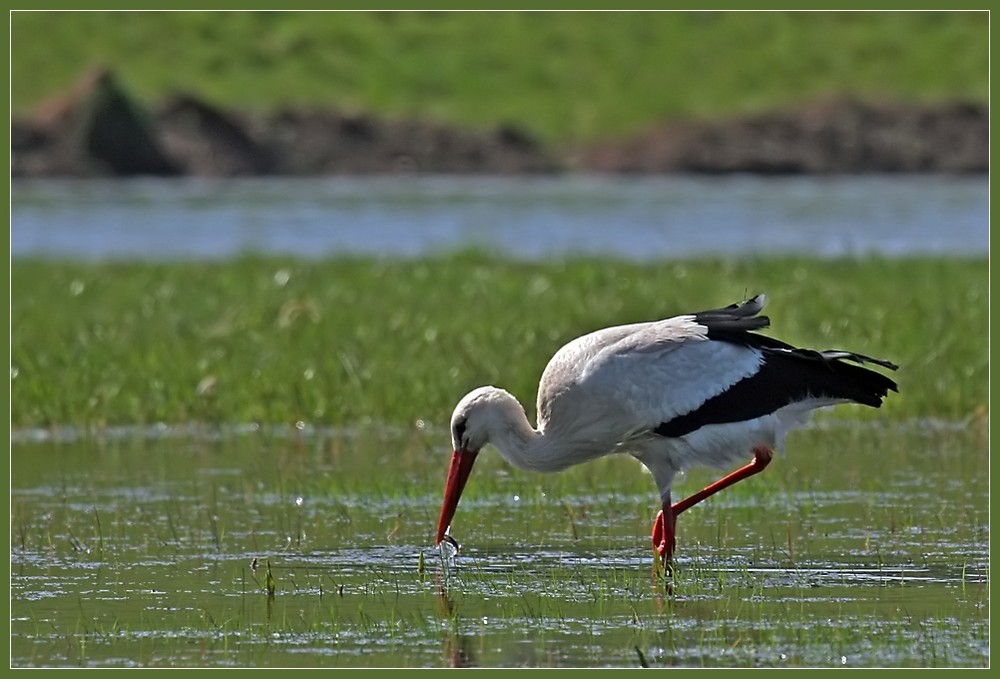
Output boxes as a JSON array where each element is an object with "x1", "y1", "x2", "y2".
[{"x1": 10, "y1": 255, "x2": 988, "y2": 430}]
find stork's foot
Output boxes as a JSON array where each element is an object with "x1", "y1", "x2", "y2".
[
  {"x1": 651, "y1": 508, "x2": 676, "y2": 560},
  {"x1": 651, "y1": 505, "x2": 676, "y2": 576}
]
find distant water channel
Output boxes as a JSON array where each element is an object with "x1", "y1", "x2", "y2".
[{"x1": 11, "y1": 175, "x2": 988, "y2": 260}]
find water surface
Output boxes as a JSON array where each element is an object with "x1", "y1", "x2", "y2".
[
  {"x1": 11, "y1": 175, "x2": 988, "y2": 260},
  {"x1": 10, "y1": 420, "x2": 989, "y2": 667}
]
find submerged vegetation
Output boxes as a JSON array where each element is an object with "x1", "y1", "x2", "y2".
[
  {"x1": 10, "y1": 418, "x2": 990, "y2": 667},
  {"x1": 10, "y1": 254, "x2": 988, "y2": 430}
]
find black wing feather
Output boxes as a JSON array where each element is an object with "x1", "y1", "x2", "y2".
[{"x1": 655, "y1": 295, "x2": 899, "y2": 439}]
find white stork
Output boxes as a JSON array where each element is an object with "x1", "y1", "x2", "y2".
[{"x1": 434, "y1": 294, "x2": 898, "y2": 564}]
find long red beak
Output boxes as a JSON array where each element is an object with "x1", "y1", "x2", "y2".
[{"x1": 435, "y1": 448, "x2": 479, "y2": 546}]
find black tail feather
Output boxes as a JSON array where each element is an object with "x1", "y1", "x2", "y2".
[
  {"x1": 768, "y1": 347, "x2": 899, "y2": 408},
  {"x1": 656, "y1": 294, "x2": 899, "y2": 439},
  {"x1": 815, "y1": 349, "x2": 899, "y2": 372},
  {"x1": 692, "y1": 293, "x2": 771, "y2": 340}
]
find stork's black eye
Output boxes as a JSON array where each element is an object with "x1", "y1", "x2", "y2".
[{"x1": 453, "y1": 419, "x2": 467, "y2": 447}]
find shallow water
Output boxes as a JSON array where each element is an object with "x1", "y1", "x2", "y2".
[
  {"x1": 9, "y1": 420, "x2": 989, "y2": 667},
  {"x1": 10, "y1": 175, "x2": 988, "y2": 260}
]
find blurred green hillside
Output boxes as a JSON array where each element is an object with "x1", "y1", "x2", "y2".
[{"x1": 9, "y1": 10, "x2": 989, "y2": 144}]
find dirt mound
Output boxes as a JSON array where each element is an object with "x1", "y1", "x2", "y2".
[
  {"x1": 12, "y1": 69, "x2": 557, "y2": 178},
  {"x1": 570, "y1": 97, "x2": 987, "y2": 174},
  {"x1": 11, "y1": 69, "x2": 988, "y2": 178},
  {"x1": 241, "y1": 109, "x2": 556, "y2": 175},
  {"x1": 13, "y1": 68, "x2": 179, "y2": 176}
]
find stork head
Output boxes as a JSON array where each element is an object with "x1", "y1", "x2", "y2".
[{"x1": 435, "y1": 386, "x2": 518, "y2": 546}]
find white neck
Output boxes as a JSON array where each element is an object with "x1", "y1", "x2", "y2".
[{"x1": 471, "y1": 388, "x2": 584, "y2": 473}]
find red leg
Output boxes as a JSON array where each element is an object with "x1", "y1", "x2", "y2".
[
  {"x1": 651, "y1": 496, "x2": 676, "y2": 563},
  {"x1": 651, "y1": 446, "x2": 774, "y2": 568},
  {"x1": 673, "y1": 445, "x2": 773, "y2": 516}
]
